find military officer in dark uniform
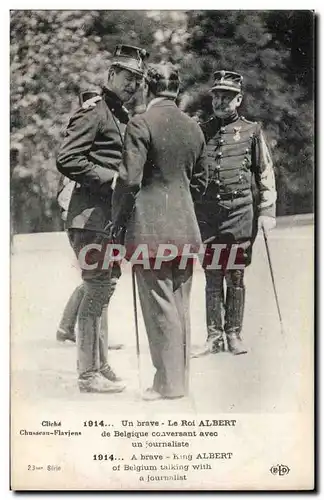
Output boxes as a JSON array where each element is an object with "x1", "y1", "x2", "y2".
[
  {"x1": 56, "y1": 44, "x2": 148, "y2": 393},
  {"x1": 56, "y1": 92, "x2": 124, "y2": 351},
  {"x1": 194, "y1": 70, "x2": 277, "y2": 356}
]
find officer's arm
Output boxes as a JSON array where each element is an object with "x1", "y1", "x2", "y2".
[
  {"x1": 112, "y1": 115, "x2": 150, "y2": 228},
  {"x1": 56, "y1": 105, "x2": 117, "y2": 194},
  {"x1": 253, "y1": 127, "x2": 277, "y2": 219},
  {"x1": 190, "y1": 128, "x2": 208, "y2": 200}
]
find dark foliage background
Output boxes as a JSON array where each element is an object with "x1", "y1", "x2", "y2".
[{"x1": 10, "y1": 10, "x2": 314, "y2": 234}]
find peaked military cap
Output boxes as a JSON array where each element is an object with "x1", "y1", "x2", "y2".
[
  {"x1": 145, "y1": 62, "x2": 180, "y2": 98},
  {"x1": 111, "y1": 44, "x2": 149, "y2": 77},
  {"x1": 210, "y1": 70, "x2": 243, "y2": 93}
]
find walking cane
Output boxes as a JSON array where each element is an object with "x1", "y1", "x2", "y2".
[
  {"x1": 262, "y1": 224, "x2": 285, "y2": 336},
  {"x1": 131, "y1": 265, "x2": 142, "y2": 391}
]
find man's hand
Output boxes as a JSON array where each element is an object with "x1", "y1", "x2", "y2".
[{"x1": 258, "y1": 215, "x2": 276, "y2": 233}]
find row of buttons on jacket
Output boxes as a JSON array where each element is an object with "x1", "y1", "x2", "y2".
[
  {"x1": 207, "y1": 134, "x2": 251, "y2": 200},
  {"x1": 213, "y1": 146, "x2": 250, "y2": 155}
]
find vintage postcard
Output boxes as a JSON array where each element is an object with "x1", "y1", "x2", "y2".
[{"x1": 10, "y1": 9, "x2": 315, "y2": 491}]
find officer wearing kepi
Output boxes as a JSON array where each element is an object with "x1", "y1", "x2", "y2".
[
  {"x1": 55, "y1": 89, "x2": 125, "y2": 350},
  {"x1": 194, "y1": 70, "x2": 277, "y2": 357},
  {"x1": 56, "y1": 44, "x2": 148, "y2": 393}
]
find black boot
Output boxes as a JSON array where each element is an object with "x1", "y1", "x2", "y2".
[
  {"x1": 224, "y1": 286, "x2": 247, "y2": 355},
  {"x1": 192, "y1": 270, "x2": 225, "y2": 358},
  {"x1": 77, "y1": 279, "x2": 124, "y2": 393},
  {"x1": 77, "y1": 315, "x2": 125, "y2": 392},
  {"x1": 206, "y1": 331, "x2": 225, "y2": 354},
  {"x1": 205, "y1": 269, "x2": 225, "y2": 353}
]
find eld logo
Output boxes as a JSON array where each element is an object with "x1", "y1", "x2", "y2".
[{"x1": 270, "y1": 464, "x2": 290, "y2": 476}]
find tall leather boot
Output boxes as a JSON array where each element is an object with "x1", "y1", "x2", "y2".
[
  {"x1": 77, "y1": 282, "x2": 125, "y2": 393},
  {"x1": 98, "y1": 279, "x2": 122, "y2": 382},
  {"x1": 205, "y1": 269, "x2": 225, "y2": 353},
  {"x1": 56, "y1": 284, "x2": 84, "y2": 342},
  {"x1": 192, "y1": 270, "x2": 225, "y2": 358},
  {"x1": 224, "y1": 286, "x2": 248, "y2": 355}
]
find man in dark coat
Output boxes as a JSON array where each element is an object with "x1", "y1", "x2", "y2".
[
  {"x1": 56, "y1": 44, "x2": 148, "y2": 393},
  {"x1": 56, "y1": 91, "x2": 123, "y2": 351},
  {"x1": 112, "y1": 63, "x2": 208, "y2": 400},
  {"x1": 193, "y1": 70, "x2": 277, "y2": 357}
]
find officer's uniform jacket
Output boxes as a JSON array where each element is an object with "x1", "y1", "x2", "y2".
[
  {"x1": 56, "y1": 88, "x2": 128, "y2": 233},
  {"x1": 195, "y1": 113, "x2": 277, "y2": 243},
  {"x1": 113, "y1": 98, "x2": 208, "y2": 254}
]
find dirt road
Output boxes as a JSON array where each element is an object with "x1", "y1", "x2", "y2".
[{"x1": 11, "y1": 218, "x2": 314, "y2": 415}]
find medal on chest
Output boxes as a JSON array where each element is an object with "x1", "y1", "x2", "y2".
[{"x1": 233, "y1": 127, "x2": 241, "y2": 142}]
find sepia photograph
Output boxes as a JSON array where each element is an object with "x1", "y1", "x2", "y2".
[{"x1": 10, "y1": 9, "x2": 315, "y2": 491}]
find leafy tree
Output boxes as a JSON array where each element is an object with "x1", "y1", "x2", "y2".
[
  {"x1": 10, "y1": 10, "x2": 314, "y2": 233},
  {"x1": 10, "y1": 10, "x2": 162, "y2": 233},
  {"x1": 181, "y1": 10, "x2": 314, "y2": 215}
]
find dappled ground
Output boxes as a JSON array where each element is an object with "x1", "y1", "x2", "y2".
[{"x1": 11, "y1": 216, "x2": 313, "y2": 415}]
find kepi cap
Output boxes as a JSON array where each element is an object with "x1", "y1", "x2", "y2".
[
  {"x1": 211, "y1": 70, "x2": 243, "y2": 93},
  {"x1": 111, "y1": 44, "x2": 149, "y2": 77}
]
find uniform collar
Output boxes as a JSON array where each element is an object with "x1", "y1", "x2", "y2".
[
  {"x1": 201, "y1": 113, "x2": 240, "y2": 142},
  {"x1": 202, "y1": 112, "x2": 239, "y2": 130},
  {"x1": 218, "y1": 111, "x2": 239, "y2": 127},
  {"x1": 102, "y1": 87, "x2": 129, "y2": 123},
  {"x1": 102, "y1": 87, "x2": 123, "y2": 107}
]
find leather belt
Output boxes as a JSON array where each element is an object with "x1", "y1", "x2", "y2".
[{"x1": 205, "y1": 188, "x2": 245, "y2": 201}]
